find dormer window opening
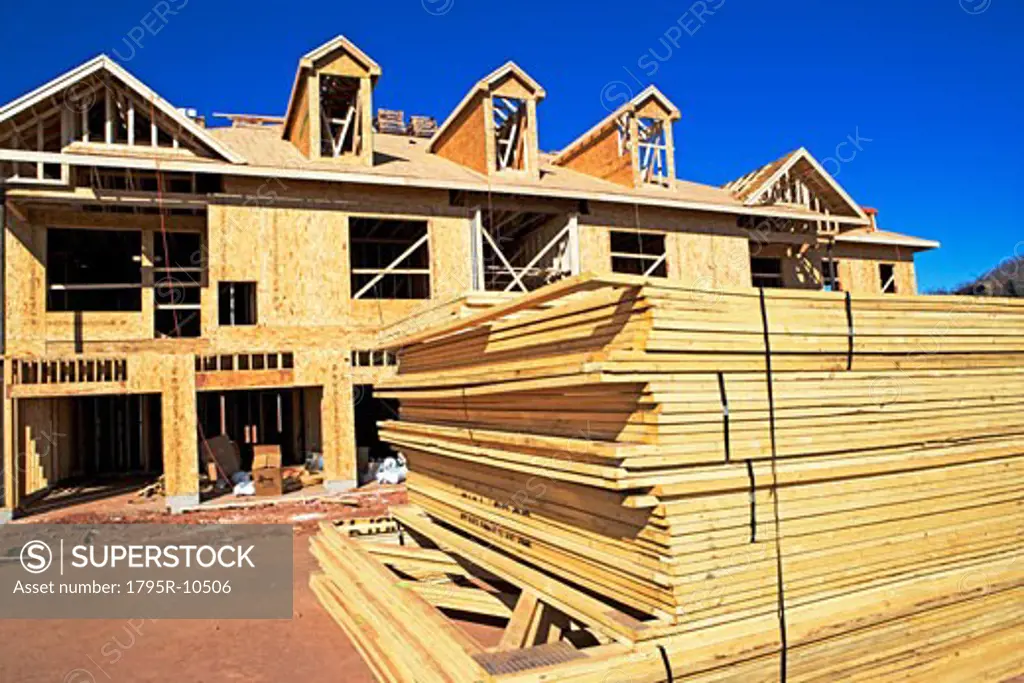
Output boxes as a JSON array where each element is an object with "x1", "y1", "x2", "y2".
[
  {"x1": 638, "y1": 117, "x2": 669, "y2": 185},
  {"x1": 320, "y1": 74, "x2": 362, "y2": 158},
  {"x1": 493, "y1": 96, "x2": 527, "y2": 171}
]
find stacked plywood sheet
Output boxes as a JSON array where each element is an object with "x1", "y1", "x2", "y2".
[{"x1": 316, "y1": 274, "x2": 1024, "y2": 682}]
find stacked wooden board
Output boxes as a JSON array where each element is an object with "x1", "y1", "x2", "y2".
[{"x1": 313, "y1": 273, "x2": 1024, "y2": 682}]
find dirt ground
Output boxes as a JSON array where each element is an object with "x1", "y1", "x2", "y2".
[{"x1": 0, "y1": 487, "x2": 414, "y2": 683}]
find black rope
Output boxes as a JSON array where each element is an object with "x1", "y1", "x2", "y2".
[
  {"x1": 657, "y1": 644, "x2": 674, "y2": 683},
  {"x1": 717, "y1": 372, "x2": 731, "y2": 462},
  {"x1": 845, "y1": 291, "x2": 854, "y2": 371},
  {"x1": 758, "y1": 287, "x2": 790, "y2": 683},
  {"x1": 746, "y1": 459, "x2": 756, "y2": 543}
]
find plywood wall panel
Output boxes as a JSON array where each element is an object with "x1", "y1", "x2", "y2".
[
  {"x1": 5, "y1": 218, "x2": 46, "y2": 355},
  {"x1": 159, "y1": 354, "x2": 198, "y2": 498},
  {"x1": 432, "y1": 93, "x2": 489, "y2": 175},
  {"x1": 558, "y1": 124, "x2": 634, "y2": 187}
]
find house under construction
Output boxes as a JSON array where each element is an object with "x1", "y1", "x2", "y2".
[{"x1": 0, "y1": 36, "x2": 938, "y2": 519}]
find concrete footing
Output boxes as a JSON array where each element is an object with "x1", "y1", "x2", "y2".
[
  {"x1": 0, "y1": 509, "x2": 13, "y2": 525},
  {"x1": 324, "y1": 479, "x2": 357, "y2": 494},
  {"x1": 166, "y1": 493, "x2": 201, "y2": 514}
]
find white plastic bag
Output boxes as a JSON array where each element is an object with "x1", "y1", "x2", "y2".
[
  {"x1": 375, "y1": 455, "x2": 408, "y2": 485},
  {"x1": 232, "y1": 471, "x2": 254, "y2": 496}
]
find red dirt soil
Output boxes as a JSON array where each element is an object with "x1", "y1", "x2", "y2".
[{"x1": 0, "y1": 488, "x2": 412, "y2": 683}]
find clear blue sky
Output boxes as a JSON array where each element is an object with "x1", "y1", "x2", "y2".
[{"x1": 2, "y1": 0, "x2": 1020, "y2": 291}]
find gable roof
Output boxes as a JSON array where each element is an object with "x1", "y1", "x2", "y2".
[
  {"x1": 724, "y1": 147, "x2": 866, "y2": 220},
  {"x1": 300, "y1": 35, "x2": 382, "y2": 76},
  {"x1": 723, "y1": 149, "x2": 799, "y2": 201},
  {"x1": 428, "y1": 61, "x2": 545, "y2": 154},
  {"x1": 0, "y1": 55, "x2": 245, "y2": 164},
  {"x1": 551, "y1": 85, "x2": 680, "y2": 167},
  {"x1": 282, "y1": 35, "x2": 382, "y2": 140}
]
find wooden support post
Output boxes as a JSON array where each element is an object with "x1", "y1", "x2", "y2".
[
  {"x1": 104, "y1": 88, "x2": 113, "y2": 144},
  {"x1": 664, "y1": 121, "x2": 677, "y2": 187},
  {"x1": 151, "y1": 120, "x2": 158, "y2": 147},
  {"x1": 320, "y1": 352, "x2": 356, "y2": 492},
  {"x1": 127, "y1": 101, "x2": 135, "y2": 146},
  {"x1": 161, "y1": 355, "x2": 199, "y2": 512},
  {"x1": 471, "y1": 209, "x2": 485, "y2": 291},
  {"x1": 60, "y1": 107, "x2": 70, "y2": 148},
  {"x1": 568, "y1": 213, "x2": 581, "y2": 275},
  {"x1": 36, "y1": 119, "x2": 44, "y2": 180},
  {"x1": 1, "y1": 363, "x2": 15, "y2": 520},
  {"x1": 81, "y1": 106, "x2": 89, "y2": 142},
  {"x1": 309, "y1": 73, "x2": 321, "y2": 159}
]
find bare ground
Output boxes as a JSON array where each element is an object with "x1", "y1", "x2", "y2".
[{"x1": 0, "y1": 487, "x2": 410, "y2": 683}]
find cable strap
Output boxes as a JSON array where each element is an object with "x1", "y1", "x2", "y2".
[
  {"x1": 746, "y1": 459, "x2": 756, "y2": 543},
  {"x1": 845, "y1": 291, "x2": 854, "y2": 371},
  {"x1": 717, "y1": 372, "x2": 731, "y2": 462},
  {"x1": 657, "y1": 645, "x2": 674, "y2": 683},
  {"x1": 758, "y1": 288, "x2": 790, "y2": 683}
]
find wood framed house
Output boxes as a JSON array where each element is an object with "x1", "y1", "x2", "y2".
[{"x1": 0, "y1": 36, "x2": 937, "y2": 519}]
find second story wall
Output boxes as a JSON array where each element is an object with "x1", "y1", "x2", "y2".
[
  {"x1": 3, "y1": 179, "x2": 475, "y2": 356},
  {"x1": 578, "y1": 203, "x2": 752, "y2": 290},
  {"x1": 207, "y1": 178, "x2": 474, "y2": 348}
]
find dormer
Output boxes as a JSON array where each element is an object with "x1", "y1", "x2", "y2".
[
  {"x1": 282, "y1": 36, "x2": 381, "y2": 166},
  {"x1": 430, "y1": 62, "x2": 545, "y2": 179},
  {"x1": 552, "y1": 86, "x2": 681, "y2": 189}
]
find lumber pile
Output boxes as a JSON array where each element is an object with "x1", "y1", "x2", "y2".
[
  {"x1": 376, "y1": 109, "x2": 406, "y2": 135},
  {"x1": 316, "y1": 274, "x2": 1024, "y2": 681}
]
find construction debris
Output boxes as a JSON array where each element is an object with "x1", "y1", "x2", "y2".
[{"x1": 132, "y1": 475, "x2": 165, "y2": 501}]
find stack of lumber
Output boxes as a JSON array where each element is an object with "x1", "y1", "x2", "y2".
[
  {"x1": 376, "y1": 109, "x2": 406, "y2": 134},
  {"x1": 323, "y1": 274, "x2": 1024, "y2": 681},
  {"x1": 408, "y1": 115, "x2": 438, "y2": 138}
]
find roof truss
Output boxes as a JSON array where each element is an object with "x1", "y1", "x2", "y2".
[
  {"x1": 0, "y1": 56, "x2": 244, "y2": 164},
  {"x1": 740, "y1": 147, "x2": 866, "y2": 220}
]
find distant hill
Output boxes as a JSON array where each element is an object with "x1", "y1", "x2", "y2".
[{"x1": 933, "y1": 256, "x2": 1024, "y2": 297}]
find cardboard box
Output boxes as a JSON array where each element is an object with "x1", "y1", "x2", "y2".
[{"x1": 252, "y1": 445, "x2": 283, "y2": 497}]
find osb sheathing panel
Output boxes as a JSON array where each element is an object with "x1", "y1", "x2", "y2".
[
  {"x1": 45, "y1": 313, "x2": 150, "y2": 344},
  {"x1": 754, "y1": 242, "x2": 917, "y2": 294},
  {"x1": 835, "y1": 243, "x2": 917, "y2": 295},
  {"x1": 4, "y1": 212, "x2": 210, "y2": 355},
  {"x1": 578, "y1": 204, "x2": 750, "y2": 289},
  {"x1": 668, "y1": 231, "x2": 751, "y2": 290},
  {"x1": 756, "y1": 243, "x2": 822, "y2": 290},
  {"x1": 317, "y1": 53, "x2": 373, "y2": 79},
  {"x1": 433, "y1": 92, "x2": 489, "y2": 176},
  {"x1": 5, "y1": 217, "x2": 46, "y2": 355},
  {"x1": 206, "y1": 183, "x2": 472, "y2": 342},
  {"x1": 490, "y1": 73, "x2": 536, "y2": 101},
  {"x1": 635, "y1": 98, "x2": 674, "y2": 120},
  {"x1": 160, "y1": 354, "x2": 198, "y2": 497},
  {"x1": 558, "y1": 124, "x2": 634, "y2": 188},
  {"x1": 287, "y1": 75, "x2": 311, "y2": 157}
]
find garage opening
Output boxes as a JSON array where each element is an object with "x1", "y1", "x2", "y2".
[
  {"x1": 197, "y1": 388, "x2": 322, "y2": 472},
  {"x1": 353, "y1": 384, "x2": 400, "y2": 484},
  {"x1": 16, "y1": 394, "x2": 163, "y2": 514}
]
